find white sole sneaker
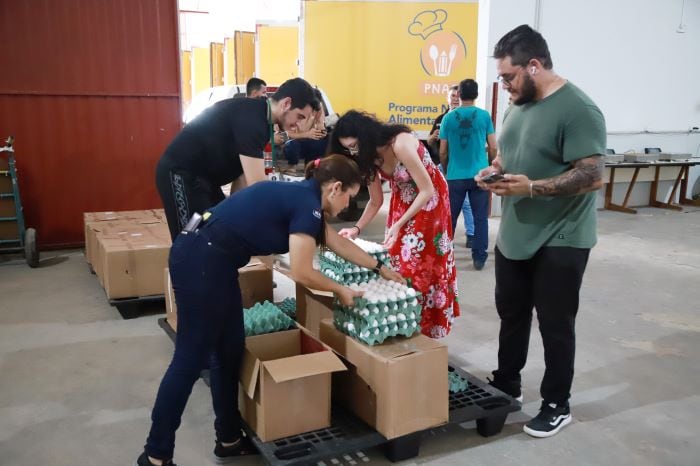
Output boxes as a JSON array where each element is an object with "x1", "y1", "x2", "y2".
[{"x1": 523, "y1": 413, "x2": 572, "y2": 438}]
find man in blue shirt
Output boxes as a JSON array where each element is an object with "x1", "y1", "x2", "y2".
[{"x1": 439, "y1": 79, "x2": 497, "y2": 270}]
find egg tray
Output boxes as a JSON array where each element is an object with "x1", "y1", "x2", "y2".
[
  {"x1": 334, "y1": 292, "x2": 422, "y2": 317},
  {"x1": 333, "y1": 312, "x2": 420, "y2": 345},
  {"x1": 244, "y1": 300, "x2": 296, "y2": 337},
  {"x1": 276, "y1": 297, "x2": 297, "y2": 318},
  {"x1": 332, "y1": 290, "x2": 423, "y2": 345},
  {"x1": 320, "y1": 252, "x2": 389, "y2": 268},
  {"x1": 320, "y1": 262, "x2": 378, "y2": 285},
  {"x1": 449, "y1": 371, "x2": 469, "y2": 393}
]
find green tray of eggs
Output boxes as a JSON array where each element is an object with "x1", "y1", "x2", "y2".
[
  {"x1": 333, "y1": 278, "x2": 422, "y2": 345},
  {"x1": 319, "y1": 239, "x2": 390, "y2": 286}
]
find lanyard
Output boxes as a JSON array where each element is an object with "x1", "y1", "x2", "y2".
[{"x1": 267, "y1": 98, "x2": 276, "y2": 164}]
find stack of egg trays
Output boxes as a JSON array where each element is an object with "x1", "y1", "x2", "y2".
[
  {"x1": 333, "y1": 291, "x2": 423, "y2": 346},
  {"x1": 449, "y1": 371, "x2": 469, "y2": 393},
  {"x1": 244, "y1": 300, "x2": 296, "y2": 337},
  {"x1": 318, "y1": 248, "x2": 377, "y2": 285},
  {"x1": 276, "y1": 297, "x2": 297, "y2": 319},
  {"x1": 352, "y1": 238, "x2": 391, "y2": 263}
]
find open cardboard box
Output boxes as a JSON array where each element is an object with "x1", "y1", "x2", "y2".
[
  {"x1": 239, "y1": 327, "x2": 347, "y2": 442},
  {"x1": 319, "y1": 319, "x2": 448, "y2": 439}
]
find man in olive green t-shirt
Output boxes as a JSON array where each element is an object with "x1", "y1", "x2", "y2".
[{"x1": 476, "y1": 25, "x2": 606, "y2": 439}]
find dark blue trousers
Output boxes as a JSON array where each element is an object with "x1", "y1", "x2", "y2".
[
  {"x1": 447, "y1": 178, "x2": 490, "y2": 263},
  {"x1": 284, "y1": 137, "x2": 329, "y2": 165},
  {"x1": 145, "y1": 229, "x2": 246, "y2": 460}
]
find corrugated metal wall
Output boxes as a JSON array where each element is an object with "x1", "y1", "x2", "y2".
[{"x1": 0, "y1": 0, "x2": 181, "y2": 248}]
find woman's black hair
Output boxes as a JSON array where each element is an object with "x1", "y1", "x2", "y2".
[
  {"x1": 304, "y1": 154, "x2": 362, "y2": 245},
  {"x1": 327, "y1": 110, "x2": 411, "y2": 182}
]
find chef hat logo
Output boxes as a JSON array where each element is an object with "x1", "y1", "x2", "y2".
[{"x1": 408, "y1": 9, "x2": 447, "y2": 39}]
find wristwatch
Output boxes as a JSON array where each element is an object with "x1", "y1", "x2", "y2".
[
  {"x1": 372, "y1": 259, "x2": 384, "y2": 274},
  {"x1": 279, "y1": 131, "x2": 290, "y2": 143}
]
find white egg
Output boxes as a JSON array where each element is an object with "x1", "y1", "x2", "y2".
[
  {"x1": 372, "y1": 320, "x2": 379, "y2": 327},
  {"x1": 406, "y1": 288, "x2": 416, "y2": 297},
  {"x1": 388, "y1": 315, "x2": 397, "y2": 323},
  {"x1": 397, "y1": 313, "x2": 406, "y2": 321}
]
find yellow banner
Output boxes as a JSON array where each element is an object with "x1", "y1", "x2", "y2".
[{"x1": 303, "y1": 1, "x2": 478, "y2": 132}]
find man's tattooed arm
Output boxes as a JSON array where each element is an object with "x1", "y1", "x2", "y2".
[{"x1": 533, "y1": 156, "x2": 604, "y2": 197}]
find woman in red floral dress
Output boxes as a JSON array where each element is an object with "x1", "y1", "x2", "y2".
[{"x1": 329, "y1": 110, "x2": 460, "y2": 338}]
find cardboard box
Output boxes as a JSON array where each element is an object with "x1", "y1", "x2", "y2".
[
  {"x1": 100, "y1": 236, "x2": 171, "y2": 299},
  {"x1": 239, "y1": 258, "x2": 274, "y2": 309},
  {"x1": 83, "y1": 209, "x2": 166, "y2": 265},
  {"x1": 319, "y1": 319, "x2": 449, "y2": 439},
  {"x1": 92, "y1": 223, "x2": 170, "y2": 282},
  {"x1": 163, "y1": 258, "x2": 273, "y2": 331},
  {"x1": 239, "y1": 328, "x2": 347, "y2": 441},
  {"x1": 295, "y1": 283, "x2": 334, "y2": 336},
  {"x1": 164, "y1": 268, "x2": 177, "y2": 331}
]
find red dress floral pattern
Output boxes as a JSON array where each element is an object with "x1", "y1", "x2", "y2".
[{"x1": 379, "y1": 143, "x2": 460, "y2": 338}]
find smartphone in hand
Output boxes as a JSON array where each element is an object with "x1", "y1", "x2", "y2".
[{"x1": 481, "y1": 172, "x2": 505, "y2": 183}]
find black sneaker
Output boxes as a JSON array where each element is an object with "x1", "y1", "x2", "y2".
[
  {"x1": 134, "y1": 452, "x2": 176, "y2": 466},
  {"x1": 473, "y1": 260, "x2": 485, "y2": 271},
  {"x1": 523, "y1": 401, "x2": 572, "y2": 438},
  {"x1": 466, "y1": 235, "x2": 474, "y2": 248},
  {"x1": 214, "y1": 435, "x2": 259, "y2": 463},
  {"x1": 487, "y1": 376, "x2": 523, "y2": 403}
]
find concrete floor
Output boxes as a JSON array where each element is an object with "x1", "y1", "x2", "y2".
[{"x1": 1, "y1": 205, "x2": 699, "y2": 466}]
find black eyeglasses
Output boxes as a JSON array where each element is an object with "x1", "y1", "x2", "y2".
[{"x1": 497, "y1": 67, "x2": 523, "y2": 86}]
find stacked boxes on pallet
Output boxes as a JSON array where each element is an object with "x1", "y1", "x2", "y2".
[{"x1": 83, "y1": 209, "x2": 171, "y2": 299}]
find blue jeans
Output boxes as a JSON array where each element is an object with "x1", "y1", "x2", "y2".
[
  {"x1": 284, "y1": 137, "x2": 329, "y2": 165},
  {"x1": 462, "y1": 196, "x2": 474, "y2": 237},
  {"x1": 448, "y1": 179, "x2": 489, "y2": 263},
  {"x1": 439, "y1": 164, "x2": 473, "y2": 236},
  {"x1": 145, "y1": 229, "x2": 246, "y2": 460}
]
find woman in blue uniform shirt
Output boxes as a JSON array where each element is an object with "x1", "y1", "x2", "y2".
[{"x1": 136, "y1": 154, "x2": 405, "y2": 466}]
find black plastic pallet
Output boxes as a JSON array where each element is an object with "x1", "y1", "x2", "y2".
[
  {"x1": 156, "y1": 318, "x2": 521, "y2": 465},
  {"x1": 110, "y1": 294, "x2": 164, "y2": 319}
]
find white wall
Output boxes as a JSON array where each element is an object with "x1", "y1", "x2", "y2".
[{"x1": 478, "y1": 0, "x2": 700, "y2": 207}]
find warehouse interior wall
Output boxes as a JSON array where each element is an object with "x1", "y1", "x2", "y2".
[
  {"x1": 0, "y1": 0, "x2": 182, "y2": 248},
  {"x1": 478, "y1": 0, "x2": 700, "y2": 207}
]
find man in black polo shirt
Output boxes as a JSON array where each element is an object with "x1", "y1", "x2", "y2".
[{"x1": 156, "y1": 78, "x2": 320, "y2": 239}]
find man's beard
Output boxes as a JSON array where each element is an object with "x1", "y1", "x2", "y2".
[{"x1": 513, "y1": 73, "x2": 537, "y2": 105}]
